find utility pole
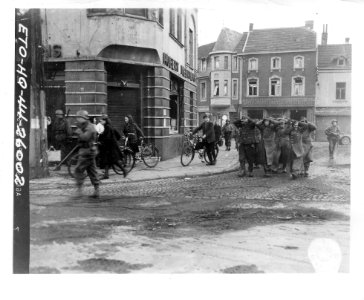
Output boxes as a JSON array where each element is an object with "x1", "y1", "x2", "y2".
[{"x1": 29, "y1": 8, "x2": 49, "y2": 178}]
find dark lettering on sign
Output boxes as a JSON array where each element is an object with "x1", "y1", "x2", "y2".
[{"x1": 163, "y1": 52, "x2": 195, "y2": 82}]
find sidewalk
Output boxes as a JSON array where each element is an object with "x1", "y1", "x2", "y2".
[{"x1": 30, "y1": 143, "x2": 239, "y2": 190}]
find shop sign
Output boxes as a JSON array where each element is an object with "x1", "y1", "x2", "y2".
[{"x1": 163, "y1": 52, "x2": 196, "y2": 82}]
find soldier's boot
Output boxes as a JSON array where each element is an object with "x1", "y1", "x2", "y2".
[
  {"x1": 72, "y1": 185, "x2": 83, "y2": 200},
  {"x1": 304, "y1": 164, "x2": 309, "y2": 177},
  {"x1": 238, "y1": 163, "x2": 246, "y2": 177},
  {"x1": 90, "y1": 185, "x2": 100, "y2": 199},
  {"x1": 102, "y1": 167, "x2": 109, "y2": 180},
  {"x1": 263, "y1": 165, "x2": 271, "y2": 177}
]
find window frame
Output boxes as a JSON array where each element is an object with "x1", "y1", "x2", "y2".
[
  {"x1": 169, "y1": 9, "x2": 175, "y2": 36},
  {"x1": 247, "y1": 77, "x2": 259, "y2": 97},
  {"x1": 232, "y1": 79, "x2": 238, "y2": 99},
  {"x1": 269, "y1": 76, "x2": 282, "y2": 96},
  {"x1": 291, "y1": 76, "x2": 305, "y2": 96},
  {"x1": 200, "y1": 82, "x2": 207, "y2": 101},
  {"x1": 224, "y1": 80, "x2": 228, "y2": 96},
  {"x1": 214, "y1": 56, "x2": 220, "y2": 70},
  {"x1": 248, "y1": 57, "x2": 258, "y2": 71},
  {"x1": 201, "y1": 58, "x2": 207, "y2": 71},
  {"x1": 337, "y1": 57, "x2": 346, "y2": 66},
  {"x1": 336, "y1": 82, "x2": 346, "y2": 100},
  {"x1": 294, "y1": 55, "x2": 304, "y2": 70},
  {"x1": 224, "y1": 56, "x2": 228, "y2": 70},
  {"x1": 213, "y1": 80, "x2": 220, "y2": 96},
  {"x1": 232, "y1": 55, "x2": 238, "y2": 72},
  {"x1": 271, "y1": 56, "x2": 281, "y2": 71}
]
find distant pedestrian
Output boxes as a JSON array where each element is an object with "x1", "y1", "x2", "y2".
[
  {"x1": 121, "y1": 114, "x2": 144, "y2": 157},
  {"x1": 300, "y1": 117, "x2": 317, "y2": 177},
  {"x1": 51, "y1": 109, "x2": 72, "y2": 162},
  {"x1": 214, "y1": 120, "x2": 222, "y2": 147},
  {"x1": 325, "y1": 119, "x2": 341, "y2": 159},
  {"x1": 192, "y1": 114, "x2": 216, "y2": 165},
  {"x1": 222, "y1": 120, "x2": 233, "y2": 151},
  {"x1": 98, "y1": 115, "x2": 125, "y2": 180},
  {"x1": 73, "y1": 110, "x2": 100, "y2": 199},
  {"x1": 233, "y1": 116, "x2": 261, "y2": 177}
]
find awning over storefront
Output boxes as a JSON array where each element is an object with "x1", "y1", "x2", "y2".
[{"x1": 97, "y1": 45, "x2": 160, "y2": 64}]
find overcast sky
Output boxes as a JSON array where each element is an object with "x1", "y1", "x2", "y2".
[{"x1": 197, "y1": 0, "x2": 362, "y2": 46}]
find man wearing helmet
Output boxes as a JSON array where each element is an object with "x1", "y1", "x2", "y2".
[
  {"x1": 51, "y1": 109, "x2": 72, "y2": 163},
  {"x1": 73, "y1": 110, "x2": 100, "y2": 199},
  {"x1": 325, "y1": 119, "x2": 341, "y2": 159}
]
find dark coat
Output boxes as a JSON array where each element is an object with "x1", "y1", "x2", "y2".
[
  {"x1": 214, "y1": 124, "x2": 222, "y2": 141},
  {"x1": 122, "y1": 122, "x2": 144, "y2": 144},
  {"x1": 192, "y1": 121, "x2": 216, "y2": 143},
  {"x1": 98, "y1": 124, "x2": 122, "y2": 168}
]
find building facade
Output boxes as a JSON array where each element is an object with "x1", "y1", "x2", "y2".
[
  {"x1": 315, "y1": 27, "x2": 351, "y2": 141},
  {"x1": 196, "y1": 28, "x2": 247, "y2": 124},
  {"x1": 41, "y1": 8, "x2": 198, "y2": 159},
  {"x1": 197, "y1": 22, "x2": 317, "y2": 124},
  {"x1": 239, "y1": 22, "x2": 317, "y2": 121}
]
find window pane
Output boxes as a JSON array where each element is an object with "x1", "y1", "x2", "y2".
[
  {"x1": 224, "y1": 80, "x2": 228, "y2": 95},
  {"x1": 214, "y1": 80, "x2": 219, "y2": 96},
  {"x1": 158, "y1": 8, "x2": 163, "y2": 25},
  {"x1": 233, "y1": 81, "x2": 237, "y2": 97},
  {"x1": 224, "y1": 56, "x2": 228, "y2": 69}
]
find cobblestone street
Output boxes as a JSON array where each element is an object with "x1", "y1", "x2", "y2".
[{"x1": 29, "y1": 143, "x2": 351, "y2": 273}]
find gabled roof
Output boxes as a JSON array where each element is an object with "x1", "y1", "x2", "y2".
[
  {"x1": 244, "y1": 27, "x2": 316, "y2": 54},
  {"x1": 212, "y1": 27, "x2": 244, "y2": 52},
  {"x1": 198, "y1": 42, "x2": 215, "y2": 59},
  {"x1": 318, "y1": 44, "x2": 352, "y2": 69}
]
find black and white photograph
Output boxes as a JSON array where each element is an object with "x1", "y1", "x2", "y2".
[{"x1": 4, "y1": 0, "x2": 364, "y2": 299}]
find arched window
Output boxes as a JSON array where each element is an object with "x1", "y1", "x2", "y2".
[
  {"x1": 248, "y1": 58, "x2": 258, "y2": 71},
  {"x1": 247, "y1": 77, "x2": 259, "y2": 96},
  {"x1": 292, "y1": 76, "x2": 305, "y2": 96},
  {"x1": 271, "y1": 57, "x2": 281, "y2": 71},
  {"x1": 294, "y1": 55, "x2": 304, "y2": 69},
  {"x1": 269, "y1": 76, "x2": 281, "y2": 96}
]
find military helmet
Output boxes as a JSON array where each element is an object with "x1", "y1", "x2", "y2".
[
  {"x1": 76, "y1": 110, "x2": 89, "y2": 120},
  {"x1": 55, "y1": 109, "x2": 64, "y2": 115},
  {"x1": 331, "y1": 119, "x2": 338, "y2": 124}
]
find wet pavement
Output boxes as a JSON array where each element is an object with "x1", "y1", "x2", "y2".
[{"x1": 29, "y1": 143, "x2": 351, "y2": 273}]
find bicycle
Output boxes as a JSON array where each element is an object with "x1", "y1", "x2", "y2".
[
  {"x1": 113, "y1": 137, "x2": 160, "y2": 174},
  {"x1": 180, "y1": 132, "x2": 219, "y2": 166}
]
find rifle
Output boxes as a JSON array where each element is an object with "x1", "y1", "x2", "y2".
[{"x1": 53, "y1": 144, "x2": 79, "y2": 171}]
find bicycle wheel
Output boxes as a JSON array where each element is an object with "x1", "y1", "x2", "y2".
[
  {"x1": 142, "y1": 144, "x2": 160, "y2": 168},
  {"x1": 67, "y1": 154, "x2": 87, "y2": 179},
  {"x1": 114, "y1": 147, "x2": 135, "y2": 175},
  {"x1": 204, "y1": 145, "x2": 219, "y2": 163},
  {"x1": 112, "y1": 160, "x2": 126, "y2": 177},
  {"x1": 181, "y1": 144, "x2": 195, "y2": 166}
]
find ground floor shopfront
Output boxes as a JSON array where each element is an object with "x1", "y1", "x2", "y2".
[
  {"x1": 242, "y1": 107, "x2": 315, "y2": 122},
  {"x1": 44, "y1": 56, "x2": 197, "y2": 160},
  {"x1": 315, "y1": 107, "x2": 351, "y2": 141}
]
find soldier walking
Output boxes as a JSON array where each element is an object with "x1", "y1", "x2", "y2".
[
  {"x1": 233, "y1": 116, "x2": 261, "y2": 177},
  {"x1": 73, "y1": 110, "x2": 100, "y2": 199},
  {"x1": 51, "y1": 109, "x2": 72, "y2": 164},
  {"x1": 325, "y1": 119, "x2": 341, "y2": 159}
]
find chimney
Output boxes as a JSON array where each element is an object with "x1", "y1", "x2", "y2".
[
  {"x1": 305, "y1": 20, "x2": 314, "y2": 30},
  {"x1": 345, "y1": 37, "x2": 350, "y2": 44},
  {"x1": 249, "y1": 23, "x2": 253, "y2": 31},
  {"x1": 321, "y1": 24, "x2": 328, "y2": 45}
]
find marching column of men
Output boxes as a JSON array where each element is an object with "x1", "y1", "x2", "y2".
[{"x1": 233, "y1": 116, "x2": 317, "y2": 179}]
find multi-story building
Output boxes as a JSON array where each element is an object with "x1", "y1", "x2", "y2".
[
  {"x1": 197, "y1": 22, "x2": 317, "y2": 124},
  {"x1": 239, "y1": 22, "x2": 317, "y2": 121},
  {"x1": 315, "y1": 25, "x2": 351, "y2": 141},
  {"x1": 41, "y1": 8, "x2": 198, "y2": 159},
  {"x1": 196, "y1": 28, "x2": 247, "y2": 124}
]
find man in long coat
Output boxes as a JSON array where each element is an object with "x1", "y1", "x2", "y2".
[
  {"x1": 300, "y1": 117, "x2": 317, "y2": 177},
  {"x1": 273, "y1": 119, "x2": 291, "y2": 173},
  {"x1": 222, "y1": 120, "x2": 233, "y2": 151},
  {"x1": 192, "y1": 114, "x2": 216, "y2": 165},
  {"x1": 256, "y1": 117, "x2": 279, "y2": 176},
  {"x1": 233, "y1": 116, "x2": 261, "y2": 177}
]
